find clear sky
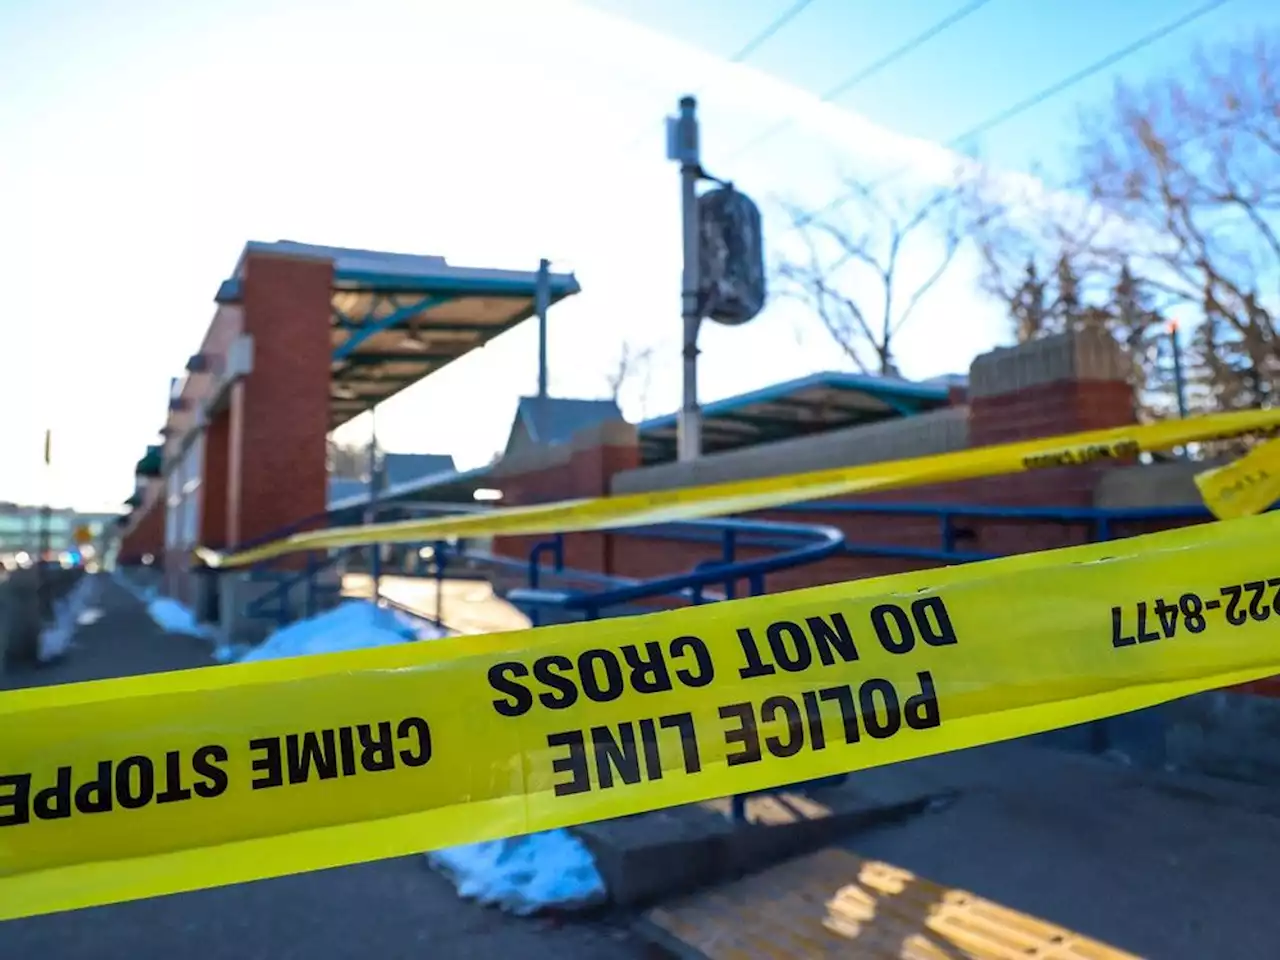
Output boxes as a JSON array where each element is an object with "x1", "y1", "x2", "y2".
[{"x1": 1, "y1": 0, "x2": 1275, "y2": 511}]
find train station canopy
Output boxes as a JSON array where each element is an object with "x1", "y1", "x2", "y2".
[
  {"x1": 215, "y1": 242, "x2": 580, "y2": 431},
  {"x1": 637, "y1": 371, "x2": 953, "y2": 463}
]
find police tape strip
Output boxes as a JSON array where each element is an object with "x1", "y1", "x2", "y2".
[
  {"x1": 5, "y1": 512, "x2": 1280, "y2": 920},
  {"x1": 198, "y1": 407, "x2": 1280, "y2": 569},
  {"x1": 1196, "y1": 437, "x2": 1280, "y2": 521}
]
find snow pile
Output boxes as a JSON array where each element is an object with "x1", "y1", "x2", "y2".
[
  {"x1": 241, "y1": 600, "x2": 608, "y2": 915},
  {"x1": 427, "y1": 832, "x2": 607, "y2": 916},
  {"x1": 148, "y1": 596, "x2": 214, "y2": 638},
  {"x1": 238, "y1": 600, "x2": 443, "y2": 663},
  {"x1": 38, "y1": 573, "x2": 102, "y2": 663}
]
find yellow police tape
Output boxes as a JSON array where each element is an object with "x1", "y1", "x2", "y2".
[
  {"x1": 5, "y1": 511, "x2": 1280, "y2": 920},
  {"x1": 198, "y1": 407, "x2": 1280, "y2": 569},
  {"x1": 1196, "y1": 437, "x2": 1280, "y2": 521}
]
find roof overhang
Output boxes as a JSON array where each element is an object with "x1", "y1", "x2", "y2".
[
  {"x1": 638, "y1": 371, "x2": 950, "y2": 463},
  {"x1": 214, "y1": 242, "x2": 581, "y2": 430}
]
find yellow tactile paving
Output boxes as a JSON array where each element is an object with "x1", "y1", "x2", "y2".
[{"x1": 644, "y1": 848, "x2": 1138, "y2": 960}]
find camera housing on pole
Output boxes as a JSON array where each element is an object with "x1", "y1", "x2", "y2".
[{"x1": 667, "y1": 96, "x2": 766, "y2": 463}]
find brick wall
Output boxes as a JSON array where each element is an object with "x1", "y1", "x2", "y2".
[
  {"x1": 118, "y1": 481, "x2": 165, "y2": 565},
  {"x1": 231, "y1": 252, "x2": 332, "y2": 554}
]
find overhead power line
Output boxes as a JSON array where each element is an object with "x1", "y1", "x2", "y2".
[
  {"x1": 619, "y1": 0, "x2": 821, "y2": 152},
  {"x1": 726, "y1": 0, "x2": 999, "y2": 162},
  {"x1": 728, "y1": 0, "x2": 821, "y2": 63},
  {"x1": 787, "y1": 0, "x2": 1233, "y2": 233}
]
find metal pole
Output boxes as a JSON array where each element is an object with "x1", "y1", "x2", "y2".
[
  {"x1": 535, "y1": 258, "x2": 551, "y2": 399},
  {"x1": 1169, "y1": 321, "x2": 1188, "y2": 418},
  {"x1": 36, "y1": 430, "x2": 51, "y2": 620},
  {"x1": 366, "y1": 406, "x2": 381, "y2": 600},
  {"x1": 673, "y1": 96, "x2": 703, "y2": 462}
]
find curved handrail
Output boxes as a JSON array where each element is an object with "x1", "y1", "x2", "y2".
[{"x1": 490, "y1": 517, "x2": 845, "y2": 622}]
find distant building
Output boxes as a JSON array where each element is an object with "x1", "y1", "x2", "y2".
[
  {"x1": 0, "y1": 502, "x2": 123, "y2": 567},
  {"x1": 327, "y1": 452, "x2": 458, "y2": 506}
]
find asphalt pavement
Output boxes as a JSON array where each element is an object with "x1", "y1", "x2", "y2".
[{"x1": 0, "y1": 575, "x2": 645, "y2": 960}]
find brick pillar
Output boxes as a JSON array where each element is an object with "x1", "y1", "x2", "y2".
[
  {"x1": 963, "y1": 328, "x2": 1137, "y2": 553},
  {"x1": 231, "y1": 253, "x2": 333, "y2": 558}
]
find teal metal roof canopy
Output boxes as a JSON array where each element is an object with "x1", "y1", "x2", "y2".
[
  {"x1": 216, "y1": 242, "x2": 580, "y2": 430},
  {"x1": 637, "y1": 371, "x2": 952, "y2": 464}
]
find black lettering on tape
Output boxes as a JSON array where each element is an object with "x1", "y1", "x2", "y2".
[
  {"x1": 807, "y1": 613, "x2": 859, "y2": 665},
  {"x1": 760, "y1": 695, "x2": 805, "y2": 758},
  {"x1": 488, "y1": 662, "x2": 535, "y2": 717},
  {"x1": 671, "y1": 635, "x2": 714, "y2": 687},
  {"x1": 858, "y1": 680, "x2": 902, "y2": 739},
  {"x1": 912, "y1": 598, "x2": 957, "y2": 647},
  {"x1": 33, "y1": 766, "x2": 72, "y2": 820},
  {"x1": 872, "y1": 598, "x2": 959, "y2": 654},
  {"x1": 115, "y1": 756, "x2": 155, "y2": 809},
  {"x1": 75, "y1": 760, "x2": 113, "y2": 813},
  {"x1": 156, "y1": 750, "x2": 193, "y2": 805},
  {"x1": 548, "y1": 730, "x2": 591, "y2": 797},
  {"x1": 766, "y1": 621, "x2": 813, "y2": 673},
  {"x1": 549, "y1": 711, "x2": 705, "y2": 796},
  {"x1": 660, "y1": 711, "x2": 703, "y2": 774},
  {"x1": 623, "y1": 642, "x2": 673, "y2": 694},
  {"x1": 397, "y1": 717, "x2": 432, "y2": 767},
  {"x1": 580, "y1": 649, "x2": 625, "y2": 703},
  {"x1": 905, "y1": 672, "x2": 941, "y2": 730},
  {"x1": 0, "y1": 774, "x2": 31, "y2": 827},
  {"x1": 534, "y1": 655, "x2": 579, "y2": 710},
  {"x1": 591, "y1": 723, "x2": 643, "y2": 789},
  {"x1": 871, "y1": 604, "x2": 915, "y2": 654},
  {"x1": 288, "y1": 730, "x2": 340, "y2": 784},
  {"x1": 492, "y1": 639, "x2": 719, "y2": 719},
  {"x1": 193, "y1": 745, "x2": 230, "y2": 798},
  {"x1": 358, "y1": 722, "x2": 395, "y2": 772},
  {"x1": 637, "y1": 718, "x2": 663, "y2": 779},
  {"x1": 338, "y1": 726, "x2": 357, "y2": 776},
  {"x1": 736, "y1": 627, "x2": 775, "y2": 679},
  {"x1": 818, "y1": 686, "x2": 860, "y2": 744},
  {"x1": 801, "y1": 691, "x2": 827, "y2": 750},
  {"x1": 720, "y1": 702, "x2": 763, "y2": 766},
  {"x1": 250, "y1": 737, "x2": 285, "y2": 790}
]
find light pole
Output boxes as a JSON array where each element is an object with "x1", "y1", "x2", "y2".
[{"x1": 670, "y1": 95, "x2": 703, "y2": 463}]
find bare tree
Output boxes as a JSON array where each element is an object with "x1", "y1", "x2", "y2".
[
  {"x1": 776, "y1": 174, "x2": 974, "y2": 375},
  {"x1": 964, "y1": 33, "x2": 1280, "y2": 420},
  {"x1": 604, "y1": 341, "x2": 654, "y2": 414},
  {"x1": 1075, "y1": 32, "x2": 1280, "y2": 410}
]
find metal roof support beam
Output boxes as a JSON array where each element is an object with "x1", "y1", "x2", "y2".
[{"x1": 332, "y1": 294, "x2": 454, "y2": 361}]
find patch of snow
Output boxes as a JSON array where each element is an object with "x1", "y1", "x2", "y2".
[
  {"x1": 426, "y1": 831, "x2": 607, "y2": 916},
  {"x1": 148, "y1": 597, "x2": 215, "y2": 639},
  {"x1": 241, "y1": 600, "x2": 606, "y2": 915},
  {"x1": 38, "y1": 573, "x2": 101, "y2": 663},
  {"x1": 237, "y1": 600, "x2": 444, "y2": 663}
]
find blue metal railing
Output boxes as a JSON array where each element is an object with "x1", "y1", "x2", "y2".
[{"x1": 499, "y1": 518, "x2": 845, "y2": 624}]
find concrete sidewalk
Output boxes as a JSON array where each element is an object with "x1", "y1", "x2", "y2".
[
  {"x1": 0, "y1": 576, "x2": 644, "y2": 960},
  {"x1": 844, "y1": 743, "x2": 1280, "y2": 958},
  {"x1": 638, "y1": 743, "x2": 1280, "y2": 958}
]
